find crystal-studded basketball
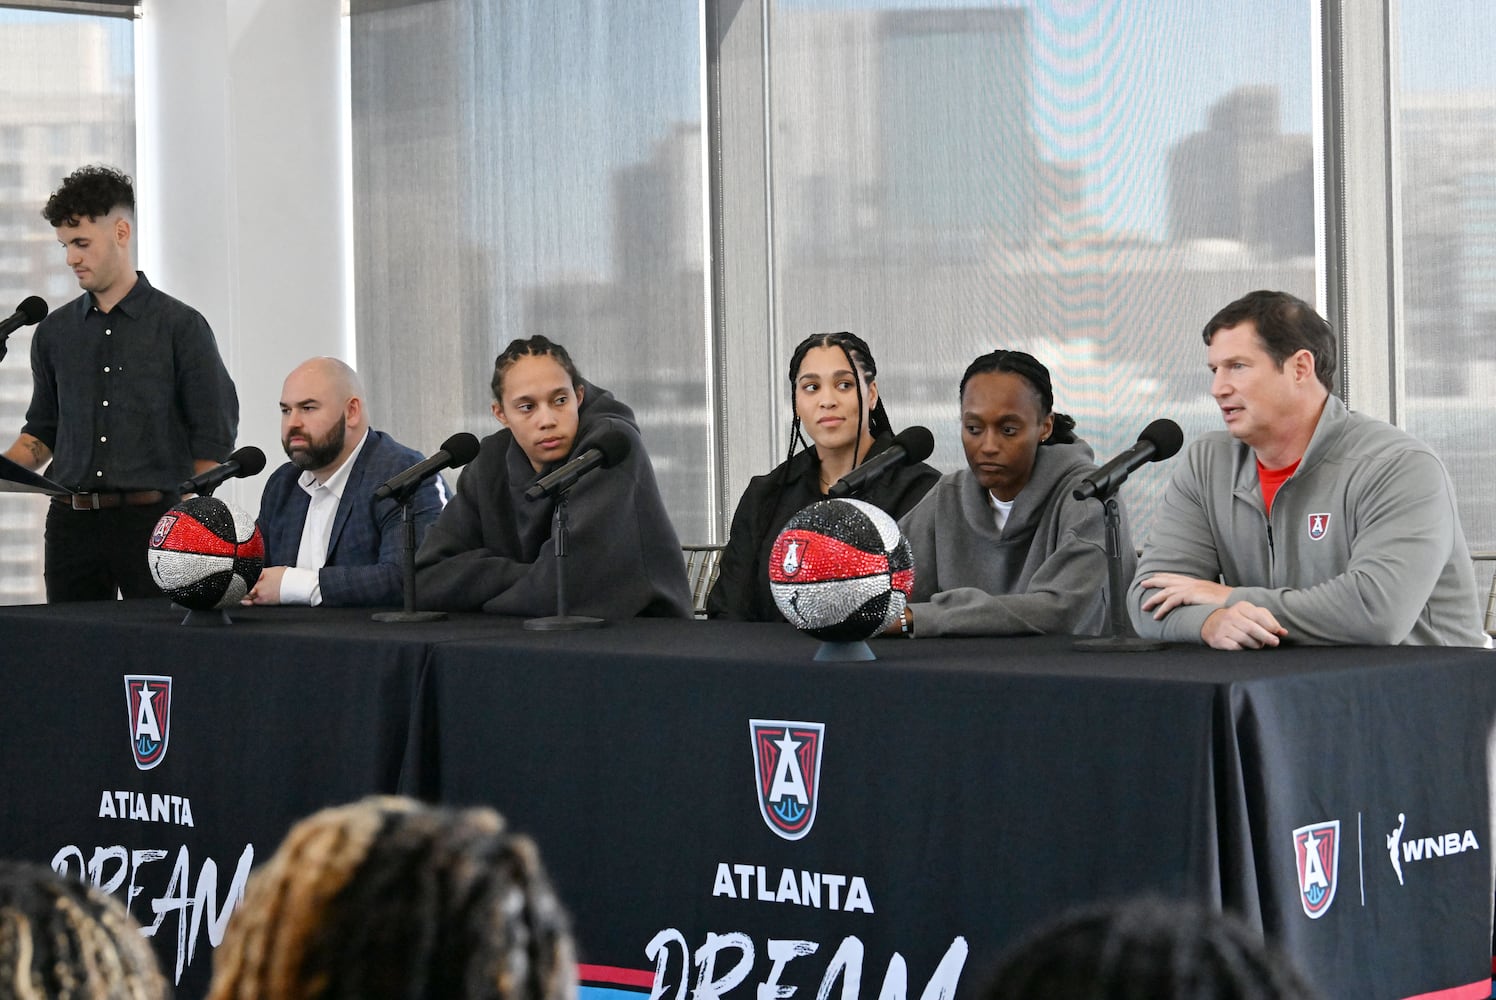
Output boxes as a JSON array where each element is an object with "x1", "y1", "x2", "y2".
[
  {"x1": 147, "y1": 496, "x2": 265, "y2": 610},
  {"x1": 769, "y1": 498, "x2": 914, "y2": 641}
]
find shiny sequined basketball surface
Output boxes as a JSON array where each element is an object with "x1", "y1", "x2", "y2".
[
  {"x1": 147, "y1": 496, "x2": 265, "y2": 610},
  {"x1": 769, "y1": 498, "x2": 914, "y2": 642}
]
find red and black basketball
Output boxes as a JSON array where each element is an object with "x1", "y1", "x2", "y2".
[
  {"x1": 147, "y1": 496, "x2": 265, "y2": 610},
  {"x1": 769, "y1": 498, "x2": 914, "y2": 642}
]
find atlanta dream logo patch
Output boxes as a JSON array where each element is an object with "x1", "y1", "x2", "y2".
[
  {"x1": 125, "y1": 675, "x2": 172, "y2": 770},
  {"x1": 751, "y1": 720, "x2": 824, "y2": 840},
  {"x1": 1307, "y1": 513, "x2": 1331, "y2": 541},
  {"x1": 1292, "y1": 820, "x2": 1340, "y2": 918},
  {"x1": 781, "y1": 539, "x2": 803, "y2": 577}
]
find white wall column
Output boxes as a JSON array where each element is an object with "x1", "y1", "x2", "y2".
[{"x1": 136, "y1": 0, "x2": 347, "y2": 509}]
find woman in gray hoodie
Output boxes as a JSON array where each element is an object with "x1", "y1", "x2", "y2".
[{"x1": 894, "y1": 350, "x2": 1131, "y2": 637}]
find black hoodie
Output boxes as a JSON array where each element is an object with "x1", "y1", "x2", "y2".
[{"x1": 414, "y1": 379, "x2": 692, "y2": 618}]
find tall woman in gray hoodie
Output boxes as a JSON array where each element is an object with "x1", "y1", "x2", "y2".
[{"x1": 893, "y1": 350, "x2": 1131, "y2": 637}]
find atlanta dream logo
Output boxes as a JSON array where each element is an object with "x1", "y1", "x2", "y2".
[
  {"x1": 751, "y1": 720, "x2": 824, "y2": 840},
  {"x1": 1292, "y1": 820, "x2": 1340, "y2": 918},
  {"x1": 125, "y1": 675, "x2": 173, "y2": 770}
]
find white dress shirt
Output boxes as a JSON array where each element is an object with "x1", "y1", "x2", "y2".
[{"x1": 278, "y1": 429, "x2": 370, "y2": 606}]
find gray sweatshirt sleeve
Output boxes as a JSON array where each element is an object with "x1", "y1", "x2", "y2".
[{"x1": 1128, "y1": 449, "x2": 1227, "y2": 643}]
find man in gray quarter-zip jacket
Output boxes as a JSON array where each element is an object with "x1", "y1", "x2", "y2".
[{"x1": 1128, "y1": 290, "x2": 1486, "y2": 650}]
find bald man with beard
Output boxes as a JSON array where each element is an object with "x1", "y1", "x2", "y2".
[{"x1": 248, "y1": 357, "x2": 444, "y2": 607}]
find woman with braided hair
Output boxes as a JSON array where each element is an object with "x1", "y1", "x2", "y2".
[
  {"x1": 891, "y1": 349, "x2": 1131, "y2": 637},
  {"x1": 0, "y1": 860, "x2": 167, "y2": 1000},
  {"x1": 984, "y1": 896, "x2": 1320, "y2": 1000},
  {"x1": 206, "y1": 797, "x2": 576, "y2": 1000},
  {"x1": 705, "y1": 331, "x2": 939, "y2": 622}
]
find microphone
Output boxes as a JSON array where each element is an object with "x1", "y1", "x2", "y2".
[
  {"x1": 0, "y1": 297, "x2": 48, "y2": 361},
  {"x1": 1072, "y1": 418, "x2": 1184, "y2": 501},
  {"x1": 524, "y1": 427, "x2": 632, "y2": 501},
  {"x1": 827, "y1": 425, "x2": 935, "y2": 499},
  {"x1": 178, "y1": 445, "x2": 267, "y2": 496},
  {"x1": 373, "y1": 432, "x2": 480, "y2": 501}
]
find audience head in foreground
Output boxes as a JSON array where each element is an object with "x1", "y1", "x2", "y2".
[
  {"x1": 0, "y1": 859, "x2": 168, "y2": 1000},
  {"x1": 985, "y1": 896, "x2": 1320, "y2": 1000},
  {"x1": 207, "y1": 796, "x2": 576, "y2": 1000},
  {"x1": 1129, "y1": 289, "x2": 1485, "y2": 649}
]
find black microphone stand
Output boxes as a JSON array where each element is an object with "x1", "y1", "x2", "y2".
[
  {"x1": 524, "y1": 488, "x2": 604, "y2": 631},
  {"x1": 373, "y1": 482, "x2": 446, "y2": 624},
  {"x1": 1074, "y1": 484, "x2": 1163, "y2": 652}
]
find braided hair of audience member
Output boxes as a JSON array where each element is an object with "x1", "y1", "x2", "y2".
[
  {"x1": 207, "y1": 797, "x2": 576, "y2": 1000},
  {"x1": 958, "y1": 349, "x2": 1077, "y2": 447},
  {"x1": 985, "y1": 896, "x2": 1320, "y2": 1000},
  {"x1": 0, "y1": 860, "x2": 167, "y2": 1000}
]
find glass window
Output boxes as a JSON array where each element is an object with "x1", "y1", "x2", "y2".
[
  {"x1": 0, "y1": 8, "x2": 135, "y2": 605},
  {"x1": 763, "y1": 0, "x2": 1317, "y2": 543},
  {"x1": 349, "y1": 0, "x2": 710, "y2": 541},
  {"x1": 1398, "y1": 0, "x2": 1496, "y2": 594}
]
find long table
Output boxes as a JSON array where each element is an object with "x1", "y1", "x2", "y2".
[{"x1": 1, "y1": 600, "x2": 1492, "y2": 1000}]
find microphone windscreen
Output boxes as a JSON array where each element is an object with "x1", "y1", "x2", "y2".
[
  {"x1": 592, "y1": 427, "x2": 633, "y2": 468},
  {"x1": 440, "y1": 432, "x2": 482, "y2": 468},
  {"x1": 1139, "y1": 418, "x2": 1184, "y2": 462},
  {"x1": 894, "y1": 425, "x2": 935, "y2": 463},
  {"x1": 229, "y1": 445, "x2": 267, "y2": 477},
  {"x1": 18, "y1": 296, "x2": 47, "y2": 324}
]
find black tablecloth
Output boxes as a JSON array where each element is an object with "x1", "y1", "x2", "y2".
[{"x1": 1, "y1": 600, "x2": 1491, "y2": 1000}]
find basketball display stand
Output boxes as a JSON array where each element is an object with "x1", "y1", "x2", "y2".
[
  {"x1": 176, "y1": 606, "x2": 233, "y2": 626},
  {"x1": 1074, "y1": 493, "x2": 1163, "y2": 652},
  {"x1": 525, "y1": 490, "x2": 604, "y2": 631},
  {"x1": 373, "y1": 481, "x2": 447, "y2": 624},
  {"x1": 814, "y1": 639, "x2": 877, "y2": 662}
]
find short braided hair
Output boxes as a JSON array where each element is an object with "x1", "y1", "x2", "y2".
[
  {"x1": 0, "y1": 860, "x2": 167, "y2": 1000},
  {"x1": 207, "y1": 796, "x2": 576, "y2": 1000},
  {"x1": 491, "y1": 336, "x2": 582, "y2": 404},
  {"x1": 959, "y1": 350, "x2": 1077, "y2": 445}
]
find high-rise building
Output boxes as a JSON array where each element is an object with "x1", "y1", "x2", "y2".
[
  {"x1": 1167, "y1": 85, "x2": 1311, "y2": 257},
  {"x1": 0, "y1": 19, "x2": 134, "y2": 604}
]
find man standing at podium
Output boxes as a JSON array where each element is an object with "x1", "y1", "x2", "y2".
[
  {"x1": 1129, "y1": 290, "x2": 1485, "y2": 649},
  {"x1": 1, "y1": 165, "x2": 238, "y2": 602},
  {"x1": 246, "y1": 357, "x2": 444, "y2": 607}
]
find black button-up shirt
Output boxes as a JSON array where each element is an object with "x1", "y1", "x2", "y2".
[{"x1": 22, "y1": 272, "x2": 239, "y2": 492}]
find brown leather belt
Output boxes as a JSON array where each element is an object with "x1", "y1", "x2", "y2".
[{"x1": 54, "y1": 490, "x2": 169, "y2": 511}]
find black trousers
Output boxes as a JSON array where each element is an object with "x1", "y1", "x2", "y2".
[{"x1": 43, "y1": 499, "x2": 176, "y2": 602}]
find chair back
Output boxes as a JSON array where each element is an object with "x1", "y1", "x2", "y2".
[
  {"x1": 1486, "y1": 573, "x2": 1496, "y2": 637},
  {"x1": 682, "y1": 544, "x2": 724, "y2": 619}
]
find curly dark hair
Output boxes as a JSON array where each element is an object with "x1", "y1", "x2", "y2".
[
  {"x1": 959, "y1": 349, "x2": 1077, "y2": 446},
  {"x1": 491, "y1": 335, "x2": 583, "y2": 403},
  {"x1": 0, "y1": 860, "x2": 168, "y2": 1000},
  {"x1": 984, "y1": 896, "x2": 1320, "y2": 1000},
  {"x1": 207, "y1": 796, "x2": 577, "y2": 1000},
  {"x1": 1202, "y1": 290, "x2": 1336, "y2": 392},
  {"x1": 43, "y1": 164, "x2": 136, "y2": 227}
]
